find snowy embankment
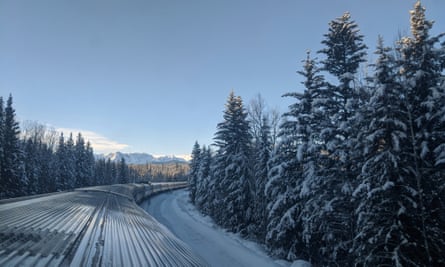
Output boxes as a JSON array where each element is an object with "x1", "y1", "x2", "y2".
[
  {"x1": 0, "y1": 183, "x2": 207, "y2": 266},
  {"x1": 142, "y1": 189, "x2": 309, "y2": 267}
]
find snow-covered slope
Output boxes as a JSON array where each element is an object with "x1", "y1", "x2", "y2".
[{"x1": 99, "y1": 152, "x2": 189, "y2": 164}]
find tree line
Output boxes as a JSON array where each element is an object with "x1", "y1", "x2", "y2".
[
  {"x1": 129, "y1": 162, "x2": 189, "y2": 182},
  {"x1": 188, "y1": 2, "x2": 444, "y2": 266},
  {"x1": 0, "y1": 95, "x2": 132, "y2": 199}
]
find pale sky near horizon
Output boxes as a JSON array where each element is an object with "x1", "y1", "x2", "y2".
[{"x1": 0, "y1": 0, "x2": 443, "y2": 156}]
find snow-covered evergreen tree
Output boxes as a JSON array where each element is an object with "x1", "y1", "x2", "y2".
[
  {"x1": 85, "y1": 141, "x2": 95, "y2": 186},
  {"x1": 55, "y1": 133, "x2": 66, "y2": 191},
  {"x1": 23, "y1": 138, "x2": 39, "y2": 195},
  {"x1": 195, "y1": 145, "x2": 212, "y2": 213},
  {"x1": 106, "y1": 158, "x2": 116, "y2": 184},
  {"x1": 56, "y1": 133, "x2": 76, "y2": 191},
  {"x1": 266, "y1": 51, "x2": 326, "y2": 261},
  {"x1": 1, "y1": 95, "x2": 26, "y2": 197},
  {"x1": 39, "y1": 141, "x2": 57, "y2": 193},
  {"x1": 117, "y1": 158, "x2": 129, "y2": 184},
  {"x1": 212, "y1": 91, "x2": 253, "y2": 235},
  {"x1": 300, "y1": 12, "x2": 368, "y2": 266},
  {"x1": 394, "y1": 2, "x2": 445, "y2": 265},
  {"x1": 188, "y1": 141, "x2": 201, "y2": 204},
  {"x1": 75, "y1": 133, "x2": 88, "y2": 188},
  {"x1": 250, "y1": 117, "x2": 272, "y2": 241},
  {"x1": 205, "y1": 149, "x2": 223, "y2": 218},
  {"x1": 352, "y1": 37, "x2": 412, "y2": 266},
  {"x1": 65, "y1": 133, "x2": 76, "y2": 189}
]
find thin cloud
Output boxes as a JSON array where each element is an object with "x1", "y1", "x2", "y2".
[{"x1": 56, "y1": 128, "x2": 129, "y2": 154}]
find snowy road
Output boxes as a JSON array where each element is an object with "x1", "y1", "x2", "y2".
[{"x1": 141, "y1": 189, "x2": 284, "y2": 267}]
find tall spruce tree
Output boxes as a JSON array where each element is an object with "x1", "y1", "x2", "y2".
[
  {"x1": 2, "y1": 95, "x2": 25, "y2": 197},
  {"x1": 65, "y1": 133, "x2": 76, "y2": 189},
  {"x1": 56, "y1": 133, "x2": 76, "y2": 190},
  {"x1": 212, "y1": 91, "x2": 253, "y2": 235},
  {"x1": 40, "y1": 141, "x2": 56, "y2": 193},
  {"x1": 55, "y1": 133, "x2": 66, "y2": 190},
  {"x1": 23, "y1": 138, "x2": 39, "y2": 195},
  {"x1": 301, "y1": 12, "x2": 368, "y2": 266},
  {"x1": 189, "y1": 141, "x2": 201, "y2": 204},
  {"x1": 352, "y1": 37, "x2": 411, "y2": 266},
  {"x1": 266, "y1": 51, "x2": 326, "y2": 261},
  {"x1": 117, "y1": 158, "x2": 129, "y2": 184},
  {"x1": 395, "y1": 2, "x2": 445, "y2": 265},
  {"x1": 195, "y1": 145, "x2": 212, "y2": 213},
  {"x1": 75, "y1": 133, "x2": 87, "y2": 188},
  {"x1": 85, "y1": 141, "x2": 95, "y2": 186},
  {"x1": 250, "y1": 117, "x2": 271, "y2": 241}
]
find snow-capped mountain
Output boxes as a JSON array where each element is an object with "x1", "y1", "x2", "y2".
[{"x1": 98, "y1": 152, "x2": 189, "y2": 165}]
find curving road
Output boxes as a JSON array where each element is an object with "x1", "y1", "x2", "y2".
[{"x1": 141, "y1": 189, "x2": 282, "y2": 267}]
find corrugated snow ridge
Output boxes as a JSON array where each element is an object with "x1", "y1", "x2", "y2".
[{"x1": 0, "y1": 182, "x2": 208, "y2": 266}]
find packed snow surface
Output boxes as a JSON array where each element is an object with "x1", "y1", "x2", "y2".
[{"x1": 142, "y1": 189, "x2": 297, "y2": 267}]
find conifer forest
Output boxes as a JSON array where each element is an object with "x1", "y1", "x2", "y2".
[
  {"x1": 0, "y1": 93, "x2": 134, "y2": 198},
  {"x1": 1, "y1": 1, "x2": 444, "y2": 266},
  {"x1": 188, "y1": 2, "x2": 445, "y2": 266},
  {"x1": 0, "y1": 94, "x2": 185, "y2": 199}
]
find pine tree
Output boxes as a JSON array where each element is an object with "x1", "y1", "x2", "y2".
[
  {"x1": 23, "y1": 138, "x2": 39, "y2": 195},
  {"x1": 65, "y1": 133, "x2": 76, "y2": 189},
  {"x1": 265, "y1": 119, "x2": 304, "y2": 260},
  {"x1": 300, "y1": 12, "x2": 368, "y2": 266},
  {"x1": 195, "y1": 145, "x2": 213, "y2": 213},
  {"x1": 55, "y1": 133, "x2": 66, "y2": 190},
  {"x1": 250, "y1": 117, "x2": 271, "y2": 241},
  {"x1": 352, "y1": 37, "x2": 412, "y2": 266},
  {"x1": 1, "y1": 95, "x2": 25, "y2": 197},
  {"x1": 85, "y1": 141, "x2": 95, "y2": 186},
  {"x1": 212, "y1": 91, "x2": 253, "y2": 235},
  {"x1": 266, "y1": 52, "x2": 325, "y2": 261},
  {"x1": 188, "y1": 141, "x2": 201, "y2": 204},
  {"x1": 75, "y1": 133, "x2": 87, "y2": 188},
  {"x1": 117, "y1": 158, "x2": 129, "y2": 184},
  {"x1": 105, "y1": 158, "x2": 114, "y2": 185},
  {"x1": 55, "y1": 133, "x2": 76, "y2": 190},
  {"x1": 39, "y1": 141, "x2": 56, "y2": 193},
  {"x1": 95, "y1": 158, "x2": 106, "y2": 185},
  {"x1": 394, "y1": 2, "x2": 445, "y2": 265}
]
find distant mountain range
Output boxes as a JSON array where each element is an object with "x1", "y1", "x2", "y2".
[{"x1": 97, "y1": 152, "x2": 190, "y2": 165}]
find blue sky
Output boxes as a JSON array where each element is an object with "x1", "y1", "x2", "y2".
[{"x1": 0, "y1": 0, "x2": 443, "y2": 156}]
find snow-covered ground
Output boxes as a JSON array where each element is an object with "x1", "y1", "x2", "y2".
[{"x1": 141, "y1": 189, "x2": 301, "y2": 267}]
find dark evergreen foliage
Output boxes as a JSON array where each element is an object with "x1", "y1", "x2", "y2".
[
  {"x1": 212, "y1": 92, "x2": 253, "y2": 234},
  {"x1": 188, "y1": 141, "x2": 201, "y2": 204},
  {"x1": 1, "y1": 95, "x2": 25, "y2": 197},
  {"x1": 392, "y1": 2, "x2": 445, "y2": 265},
  {"x1": 189, "y1": 2, "x2": 444, "y2": 266},
  {"x1": 352, "y1": 37, "x2": 411, "y2": 266},
  {"x1": 0, "y1": 94, "x2": 132, "y2": 199},
  {"x1": 250, "y1": 117, "x2": 271, "y2": 241},
  {"x1": 195, "y1": 145, "x2": 213, "y2": 213}
]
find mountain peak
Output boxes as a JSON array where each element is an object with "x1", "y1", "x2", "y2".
[{"x1": 99, "y1": 152, "x2": 189, "y2": 164}]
